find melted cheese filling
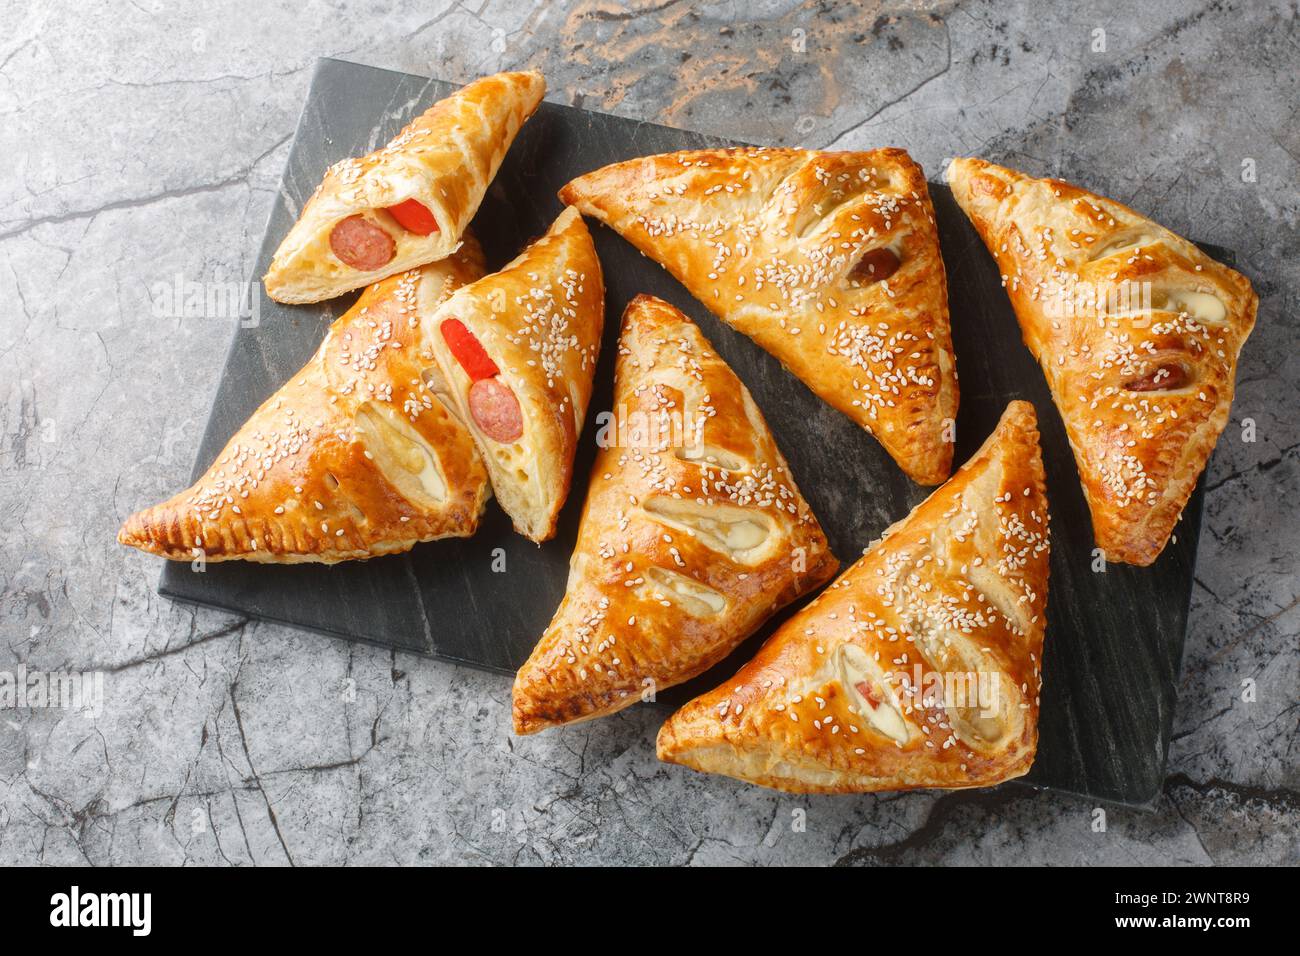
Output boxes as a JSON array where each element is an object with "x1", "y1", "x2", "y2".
[
  {"x1": 949, "y1": 699, "x2": 1010, "y2": 746},
  {"x1": 1160, "y1": 288, "x2": 1227, "y2": 325},
  {"x1": 675, "y1": 443, "x2": 746, "y2": 472},
  {"x1": 643, "y1": 497, "x2": 771, "y2": 559},
  {"x1": 838, "y1": 644, "x2": 910, "y2": 744},
  {"x1": 917, "y1": 633, "x2": 1018, "y2": 750},
  {"x1": 644, "y1": 566, "x2": 726, "y2": 617},
  {"x1": 1089, "y1": 230, "x2": 1161, "y2": 261},
  {"x1": 354, "y1": 401, "x2": 447, "y2": 507}
]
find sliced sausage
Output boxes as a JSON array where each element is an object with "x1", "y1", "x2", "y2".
[
  {"x1": 1123, "y1": 362, "x2": 1189, "y2": 392},
  {"x1": 329, "y1": 215, "x2": 396, "y2": 271},
  {"x1": 468, "y1": 377, "x2": 523, "y2": 443},
  {"x1": 850, "y1": 246, "x2": 901, "y2": 284}
]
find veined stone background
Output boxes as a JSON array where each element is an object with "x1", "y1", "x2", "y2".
[{"x1": 0, "y1": 0, "x2": 1295, "y2": 865}]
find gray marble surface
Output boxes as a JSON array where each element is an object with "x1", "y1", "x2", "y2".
[{"x1": 1, "y1": 0, "x2": 1295, "y2": 866}]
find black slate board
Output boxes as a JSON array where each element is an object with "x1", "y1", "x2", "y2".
[{"x1": 160, "y1": 58, "x2": 1216, "y2": 806}]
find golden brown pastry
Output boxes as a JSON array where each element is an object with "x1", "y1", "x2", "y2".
[
  {"x1": 657, "y1": 401, "x2": 1050, "y2": 793},
  {"x1": 264, "y1": 70, "x2": 545, "y2": 304},
  {"x1": 119, "y1": 239, "x2": 490, "y2": 563},
  {"x1": 424, "y1": 207, "x2": 605, "y2": 542},
  {"x1": 947, "y1": 158, "x2": 1257, "y2": 566},
  {"x1": 559, "y1": 147, "x2": 957, "y2": 485},
  {"x1": 512, "y1": 294, "x2": 840, "y2": 734}
]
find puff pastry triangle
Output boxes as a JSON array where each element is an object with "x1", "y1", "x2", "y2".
[
  {"x1": 657, "y1": 401, "x2": 1050, "y2": 793},
  {"x1": 947, "y1": 158, "x2": 1257, "y2": 565},
  {"x1": 560, "y1": 147, "x2": 957, "y2": 485},
  {"x1": 264, "y1": 70, "x2": 545, "y2": 304},
  {"x1": 424, "y1": 207, "x2": 605, "y2": 542},
  {"x1": 120, "y1": 239, "x2": 491, "y2": 563},
  {"x1": 512, "y1": 294, "x2": 840, "y2": 734}
]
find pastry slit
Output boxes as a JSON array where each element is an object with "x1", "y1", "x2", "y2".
[
  {"x1": 674, "y1": 444, "x2": 746, "y2": 472},
  {"x1": 642, "y1": 497, "x2": 772, "y2": 562},
  {"x1": 354, "y1": 402, "x2": 449, "y2": 507},
  {"x1": 644, "y1": 566, "x2": 727, "y2": 617}
]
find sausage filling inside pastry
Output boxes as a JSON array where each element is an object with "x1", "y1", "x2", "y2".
[
  {"x1": 560, "y1": 147, "x2": 958, "y2": 485},
  {"x1": 512, "y1": 294, "x2": 839, "y2": 735},
  {"x1": 657, "y1": 401, "x2": 1050, "y2": 793},
  {"x1": 264, "y1": 70, "x2": 545, "y2": 304},
  {"x1": 424, "y1": 207, "x2": 605, "y2": 543},
  {"x1": 947, "y1": 158, "x2": 1257, "y2": 565}
]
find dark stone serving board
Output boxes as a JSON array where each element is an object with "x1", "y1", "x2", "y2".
[{"x1": 160, "y1": 58, "x2": 1220, "y2": 807}]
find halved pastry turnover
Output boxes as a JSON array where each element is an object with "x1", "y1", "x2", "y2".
[
  {"x1": 119, "y1": 239, "x2": 490, "y2": 563},
  {"x1": 657, "y1": 400, "x2": 1050, "y2": 793},
  {"x1": 424, "y1": 207, "x2": 605, "y2": 542},
  {"x1": 559, "y1": 147, "x2": 957, "y2": 485},
  {"x1": 512, "y1": 294, "x2": 839, "y2": 735},
  {"x1": 264, "y1": 70, "x2": 545, "y2": 304},
  {"x1": 947, "y1": 158, "x2": 1257, "y2": 566}
]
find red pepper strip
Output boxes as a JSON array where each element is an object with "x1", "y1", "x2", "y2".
[
  {"x1": 387, "y1": 198, "x2": 440, "y2": 235},
  {"x1": 854, "y1": 681, "x2": 882, "y2": 710},
  {"x1": 439, "y1": 318, "x2": 499, "y2": 381}
]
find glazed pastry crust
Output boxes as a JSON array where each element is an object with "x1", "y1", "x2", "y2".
[
  {"x1": 947, "y1": 158, "x2": 1257, "y2": 566},
  {"x1": 657, "y1": 401, "x2": 1050, "y2": 793},
  {"x1": 512, "y1": 295, "x2": 839, "y2": 734},
  {"x1": 560, "y1": 147, "x2": 957, "y2": 485},
  {"x1": 264, "y1": 71, "x2": 545, "y2": 304},
  {"x1": 425, "y1": 207, "x2": 605, "y2": 542},
  {"x1": 119, "y1": 239, "x2": 490, "y2": 563}
]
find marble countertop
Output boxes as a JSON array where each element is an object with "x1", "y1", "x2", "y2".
[{"x1": 1, "y1": 0, "x2": 1295, "y2": 865}]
